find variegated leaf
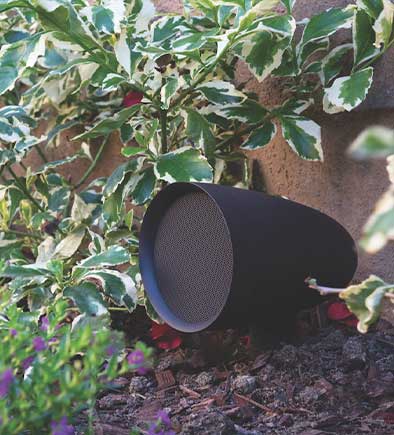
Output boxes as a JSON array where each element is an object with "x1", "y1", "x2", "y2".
[
  {"x1": 241, "y1": 121, "x2": 276, "y2": 150},
  {"x1": 321, "y1": 44, "x2": 352, "y2": 86},
  {"x1": 325, "y1": 67, "x2": 374, "y2": 112},
  {"x1": 300, "y1": 6, "x2": 355, "y2": 46},
  {"x1": 197, "y1": 81, "x2": 247, "y2": 105},
  {"x1": 280, "y1": 116, "x2": 323, "y2": 161},
  {"x1": 361, "y1": 185, "x2": 394, "y2": 253},
  {"x1": 340, "y1": 275, "x2": 394, "y2": 333},
  {"x1": 64, "y1": 282, "x2": 108, "y2": 316},
  {"x1": 78, "y1": 245, "x2": 130, "y2": 268},
  {"x1": 353, "y1": 9, "x2": 380, "y2": 67},
  {"x1": 201, "y1": 99, "x2": 267, "y2": 124},
  {"x1": 53, "y1": 227, "x2": 86, "y2": 259},
  {"x1": 373, "y1": 0, "x2": 394, "y2": 47},
  {"x1": 154, "y1": 147, "x2": 213, "y2": 183},
  {"x1": 0, "y1": 33, "x2": 45, "y2": 95},
  {"x1": 82, "y1": 269, "x2": 137, "y2": 311},
  {"x1": 184, "y1": 109, "x2": 216, "y2": 153},
  {"x1": 348, "y1": 126, "x2": 394, "y2": 158}
]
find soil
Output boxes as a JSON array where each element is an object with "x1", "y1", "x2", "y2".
[{"x1": 78, "y1": 315, "x2": 394, "y2": 435}]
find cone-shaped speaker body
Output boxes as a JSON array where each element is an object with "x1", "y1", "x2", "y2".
[{"x1": 139, "y1": 183, "x2": 357, "y2": 333}]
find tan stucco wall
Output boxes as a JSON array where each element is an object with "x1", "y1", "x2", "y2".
[{"x1": 16, "y1": 0, "x2": 394, "y2": 284}]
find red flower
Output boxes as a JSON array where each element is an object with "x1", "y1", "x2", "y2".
[
  {"x1": 327, "y1": 301, "x2": 357, "y2": 328},
  {"x1": 150, "y1": 322, "x2": 182, "y2": 350},
  {"x1": 123, "y1": 91, "x2": 143, "y2": 107}
]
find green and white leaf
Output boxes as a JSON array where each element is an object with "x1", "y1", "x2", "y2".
[
  {"x1": 280, "y1": 116, "x2": 323, "y2": 161},
  {"x1": 237, "y1": 30, "x2": 293, "y2": 82},
  {"x1": 373, "y1": 0, "x2": 394, "y2": 47},
  {"x1": 324, "y1": 67, "x2": 374, "y2": 112},
  {"x1": 360, "y1": 185, "x2": 394, "y2": 253},
  {"x1": 197, "y1": 81, "x2": 247, "y2": 105},
  {"x1": 53, "y1": 226, "x2": 85, "y2": 259},
  {"x1": 353, "y1": 9, "x2": 380, "y2": 67},
  {"x1": 64, "y1": 282, "x2": 108, "y2": 316},
  {"x1": 129, "y1": 167, "x2": 156, "y2": 205},
  {"x1": 348, "y1": 126, "x2": 394, "y2": 158},
  {"x1": 79, "y1": 245, "x2": 130, "y2": 268},
  {"x1": 357, "y1": 0, "x2": 384, "y2": 19},
  {"x1": 83, "y1": 269, "x2": 137, "y2": 311},
  {"x1": 300, "y1": 6, "x2": 355, "y2": 46},
  {"x1": 201, "y1": 99, "x2": 267, "y2": 124},
  {"x1": 103, "y1": 158, "x2": 143, "y2": 198},
  {"x1": 321, "y1": 44, "x2": 352, "y2": 86},
  {"x1": 161, "y1": 76, "x2": 179, "y2": 109},
  {"x1": 154, "y1": 146, "x2": 213, "y2": 183},
  {"x1": 73, "y1": 106, "x2": 140, "y2": 140},
  {"x1": 183, "y1": 109, "x2": 216, "y2": 152},
  {"x1": 0, "y1": 33, "x2": 45, "y2": 95},
  {"x1": 241, "y1": 120, "x2": 276, "y2": 150},
  {"x1": 340, "y1": 275, "x2": 394, "y2": 333},
  {"x1": 71, "y1": 194, "x2": 97, "y2": 223}
]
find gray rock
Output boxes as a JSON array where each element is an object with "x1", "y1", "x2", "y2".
[
  {"x1": 342, "y1": 336, "x2": 367, "y2": 369},
  {"x1": 129, "y1": 376, "x2": 150, "y2": 394},
  {"x1": 182, "y1": 411, "x2": 235, "y2": 434},
  {"x1": 376, "y1": 354, "x2": 394, "y2": 373},
  {"x1": 232, "y1": 375, "x2": 257, "y2": 394},
  {"x1": 273, "y1": 344, "x2": 298, "y2": 365},
  {"x1": 195, "y1": 371, "x2": 215, "y2": 387}
]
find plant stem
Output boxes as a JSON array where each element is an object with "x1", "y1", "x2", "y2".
[
  {"x1": 7, "y1": 166, "x2": 45, "y2": 212},
  {"x1": 74, "y1": 136, "x2": 109, "y2": 190},
  {"x1": 19, "y1": 161, "x2": 28, "y2": 171},
  {"x1": 2, "y1": 229, "x2": 42, "y2": 240},
  {"x1": 306, "y1": 279, "x2": 344, "y2": 296},
  {"x1": 159, "y1": 109, "x2": 168, "y2": 153},
  {"x1": 34, "y1": 144, "x2": 48, "y2": 163}
]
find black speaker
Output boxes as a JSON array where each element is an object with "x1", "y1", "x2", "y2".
[{"x1": 139, "y1": 183, "x2": 357, "y2": 333}]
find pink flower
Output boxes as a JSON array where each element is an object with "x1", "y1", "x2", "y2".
[
  {"x1": 123, "y1": 91, "x2": 143, "y2": 107},
  {"x1": 0, "y1": 369, "x2": 14, "y2": 398},
  {"x1": 40, "y1": 316, "x2": 49, "y2": 331}
]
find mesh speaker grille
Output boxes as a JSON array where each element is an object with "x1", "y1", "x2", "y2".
[{"x1": 153, "y1": 192, "x2": 233, "y2": 325}]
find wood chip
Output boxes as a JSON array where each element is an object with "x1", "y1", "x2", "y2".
[
  {"x1": 155, "y1": 369, "x2": 176, "y2": 390},
  {"x1": 179, "y1": 385, "x2": 201, "y2": 398}
]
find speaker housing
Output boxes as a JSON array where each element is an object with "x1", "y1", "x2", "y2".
[{"x1": 139, "y1": 183, "x2": 358, "y2": 333}]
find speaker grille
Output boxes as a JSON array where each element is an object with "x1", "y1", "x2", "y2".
[{"x1": 153, "y1": 191, "x2": 233, "y2": 325}]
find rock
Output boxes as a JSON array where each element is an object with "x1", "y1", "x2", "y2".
[
  {"x1": 232, "y1": 375, "x2": 257, "y2": 394},
  {"x1": 129, "y1": 376, "x2": 150, "y2": 394},
  {"x1": 278, "y1": 414, "x2": 294, "y2": 427},
  {"x1": 376, "y1": 354, "x2": 394, "y2": 373},
  {"x1": 273, "y1": 344, "x2": 298, "y2": 365},
  {"x1": 342, "y1": 336, "x2": 367, "y2": 370},
  {"x1": 195, "y1": 371, "x2": 215, "y2": 387},
  {"x1": 298, "y1": 384, "x2": 327, "y2": 404},
  {"x1": 182, "y1": 411, "x2": 235, "y2": 434}
]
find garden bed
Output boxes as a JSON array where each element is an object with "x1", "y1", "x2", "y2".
[{"x1": 80, "y1": 321, "x2": 394, "y2": 434}]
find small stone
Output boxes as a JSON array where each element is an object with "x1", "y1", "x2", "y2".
[
  {"x1": 129, "y1": 376, "x2": 150, "y2": 394},
  {"x1": 195, "y1": 371, "x2": 215, "y2": 387},
  {"x1": 298, "y1": 385, "x2": 325, "y2": 404},
  {"x1": 232, "y1": 375, "x2": 257, "y2": 394},
  {"x1": 342, "y1": 336, "x2": 367, "y2": 369},
  {"x1": 278, "y1": 414, "x2": 294, "y2": 427},
  {"x1": 182, "y1": 410, "x2": 235, "y2": 434},
  {"x1": 273, "y1": 344, "x2": 298, "y2": 365},
  {"x1": 376, "y1": 354, "x2": 394, "y2": 373}
]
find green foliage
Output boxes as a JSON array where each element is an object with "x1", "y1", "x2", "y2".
[{"x1": 0, "y1": 292, "x2": 151, "y2": 434}]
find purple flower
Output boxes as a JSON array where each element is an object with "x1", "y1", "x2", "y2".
[
  {"x1": 33, "y1": 336, "x2": 46, "y2": 352},
  {"x1": 0, "y1": 369, "x2": 14, "y2": 398},
  {"x1": 157, "y1": 410, "x2": 171, "y2": 427},
  {"x1": 10, "y1": 329, "x2": 17, "y2": 337},
  {"x1": 106, "y1": 345, "x2": 116, "y2": 357},
  {"x1": 22, "y1": 356, "x2": 34, "y2": 370},
  {"x1": 40, "y1": 316, "x2": 49, "y2": 332},
  {"x1": 50, "y1": 417, "x2": 75, "y2": 435},
  {"x1": 127, "y1": 349, "x2": 148, "y2": 375}
]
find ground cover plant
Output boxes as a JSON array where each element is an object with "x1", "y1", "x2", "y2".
[{"x1": 0, "y1": 0, "x2": 394, "y2": 431}]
